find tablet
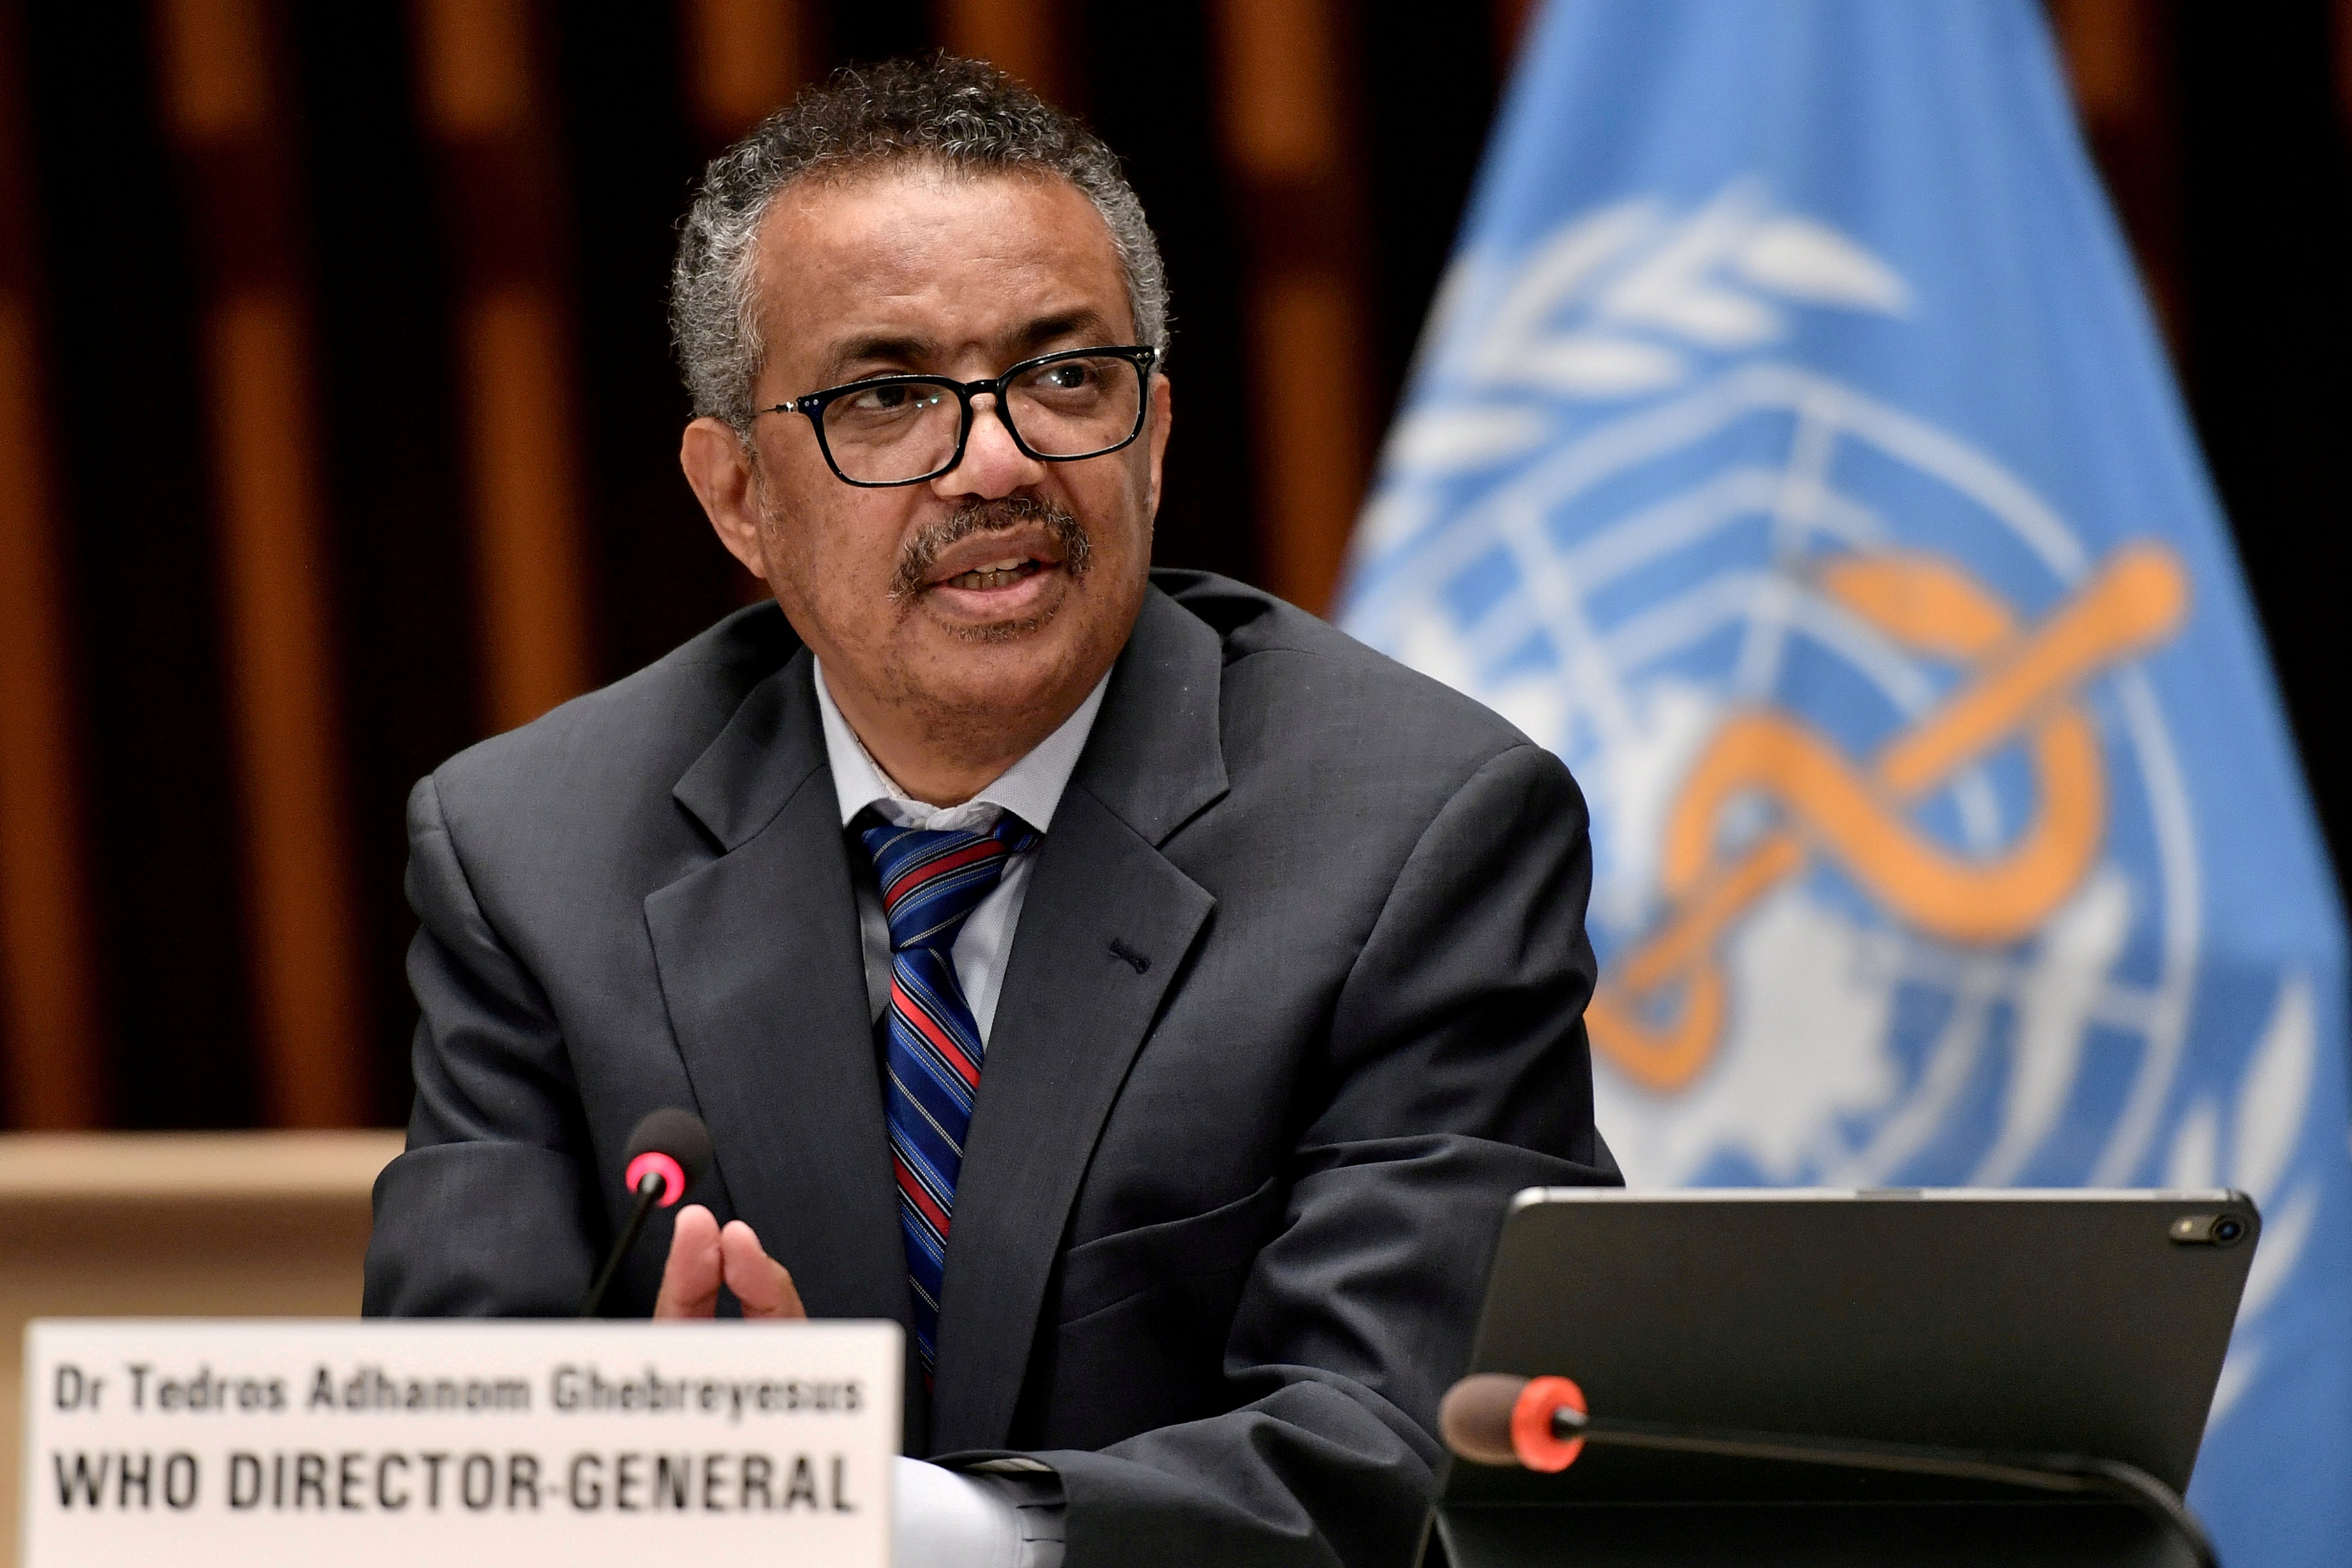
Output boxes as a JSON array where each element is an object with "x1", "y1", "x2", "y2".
[{"x1": 1427, "y1": 1188, "x2": 2257, "y2": 1567}]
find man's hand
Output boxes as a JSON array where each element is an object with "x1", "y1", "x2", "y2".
[{"x1": 652, "y1": 1204, "x2": 808, "y2": 1319}]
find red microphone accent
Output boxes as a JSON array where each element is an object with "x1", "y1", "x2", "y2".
[
  {"x1": 1511, "y1": 1375, "x2": 1587, "y2": 1472},
  {"x1": 624, "y1": 1150, "x2": 688, "y2": 1207}
]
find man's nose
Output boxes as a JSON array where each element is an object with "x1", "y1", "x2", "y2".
[{"x1": 933, "y1": 393, "x2": 1045, "y2": 500}]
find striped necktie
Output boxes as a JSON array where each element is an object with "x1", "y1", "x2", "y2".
[{"x1": 857, "y1": 812, "x2": 1038, "y2": 1373}]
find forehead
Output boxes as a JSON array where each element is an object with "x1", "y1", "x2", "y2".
[{"x1": 753, "y1": 163, "x2": 1132, "y2": 367}]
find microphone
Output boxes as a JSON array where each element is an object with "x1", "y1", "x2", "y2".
[
  {"x1": 1439, "y1": 1374, "x2": 2219, "y2": 1568},
  {"x1": 579, "y1": 1108, "x2": 713, "y2": 1316}
]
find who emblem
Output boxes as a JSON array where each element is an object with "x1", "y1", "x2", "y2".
[{"x1": 1348, "y1": 189, "x2": 2304, "y2": 1269}]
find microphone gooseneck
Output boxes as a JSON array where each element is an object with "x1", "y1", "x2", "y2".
[
  {"x1": 579, "y1": 1108, "x2": 714, "y2": 1317},
  {"x1": 1438, "y1": 1373, "x2": 2220, "y2": 1568}
]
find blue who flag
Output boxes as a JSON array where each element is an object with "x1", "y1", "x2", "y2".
[{"x1": 1337, "y1": 2, "x2": 2352, "y2": 1560}]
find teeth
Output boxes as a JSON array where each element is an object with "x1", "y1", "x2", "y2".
[{"x1": 946, "y1": 560, "x2": 1036, "y2": 590}]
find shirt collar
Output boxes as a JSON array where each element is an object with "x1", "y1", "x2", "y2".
[{"x1": 812, "y1": 657, "x2": 1109, "y2": 835}]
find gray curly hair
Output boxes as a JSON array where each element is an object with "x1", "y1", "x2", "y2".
[{"x1": 670, "y1": 55, "x2": 1171, "y2": 430}]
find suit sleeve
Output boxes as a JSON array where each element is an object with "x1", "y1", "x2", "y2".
[
  {"x1": 1033, "y1": 742, "x2": 1620, "y2": 1566},
  {"x1": 362, "y1": 774, "x2": 602, "y2": 1316}
]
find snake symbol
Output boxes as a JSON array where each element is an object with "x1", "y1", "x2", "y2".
[{"x1": 1588, "y1": 542, "x2": 2191, "y2": 1093}]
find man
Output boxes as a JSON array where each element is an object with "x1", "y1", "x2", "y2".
[{"x1": 365, "y1": 56, "x2": 1616, "y2": 1567}]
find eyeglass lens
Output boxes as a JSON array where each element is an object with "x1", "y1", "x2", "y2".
[{"x1": 820, "y1": 354, "x2": 1144, "y2": 484}]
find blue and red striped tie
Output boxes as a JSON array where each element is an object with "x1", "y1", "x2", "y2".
[{"x1": 858, "y1": 813, "x2": 1038, "y2": 1374}]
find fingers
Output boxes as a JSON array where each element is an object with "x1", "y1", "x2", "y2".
[
  {"x1": 721, "y1": 1220, "x2": 808, "y2": 1319},
  {"x1": 652, "y1": 1207, "x2": 806, "y2": 1320},
  {"x1": 652, "y1": 1205, "x2": 723, "y2": 1319}
]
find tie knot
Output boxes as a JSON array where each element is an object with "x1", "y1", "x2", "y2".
[{"x1": 859, "y1": 815, "x2": 1036, "y2": 954}]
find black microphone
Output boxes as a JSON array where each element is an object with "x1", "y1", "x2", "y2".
[
  {"x1": 579, "y1": 1108, "x2": 713, "y2": 1316},
  {"x1": 1439, "y1": 1373, "x2": 2219, "y2": 1568}
]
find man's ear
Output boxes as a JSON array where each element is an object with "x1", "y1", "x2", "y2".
[
  {"x1": 1144, "y1": 373, "x2": 1173, "y2": 517},
  {"x1": 680, "y1": 417, "x2": 767, "y2": 581}
]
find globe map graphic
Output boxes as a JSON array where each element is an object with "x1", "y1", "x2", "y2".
[{"x1": 1353, "y1": 359, "x2": 2200, "y2": 1195}]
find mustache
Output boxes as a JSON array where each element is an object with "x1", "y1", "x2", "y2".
[{"x1": 888, "y1": 496, "x2": 1093, "y2": 603}]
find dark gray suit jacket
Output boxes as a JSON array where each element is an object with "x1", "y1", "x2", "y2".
[{"x1": 365, "y1": 569, "x2": 1618, "y2": 1566}]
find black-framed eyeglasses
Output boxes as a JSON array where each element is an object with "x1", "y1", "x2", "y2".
[{"x1": 757, "y1": 344, "x2": 1160, "y2": 487}]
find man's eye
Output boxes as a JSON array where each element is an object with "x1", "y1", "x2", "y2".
[
  {"x1": 849, "y1": 385, "x2": 933, "y2": 414},
  {"x1": 1040, "y1": 363, "x2": 1096, "y2": 390}
]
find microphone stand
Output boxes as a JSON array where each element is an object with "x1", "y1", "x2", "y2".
[
  {"x1": 1552, "y1": 1408, "x2": 2218, "y2": 1568},
  {"x1": 578, "y1": 1169, "x2": 666, "y2": 1318}
]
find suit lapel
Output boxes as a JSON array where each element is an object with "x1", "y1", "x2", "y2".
[
  {"x1": 929, "y1": 589, "x2": 1231, "y2": 1450},
  {"x1": 646, "y1": 650, "x2": 909, "y2": 1329}
]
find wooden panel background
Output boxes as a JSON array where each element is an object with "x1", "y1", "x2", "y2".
[{"x1": 0, "y1": 0, "x2": 2345, "y2": 1131}]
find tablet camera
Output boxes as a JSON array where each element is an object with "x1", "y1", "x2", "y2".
[{"x1": 2169, "y1": 1213, "x2": 2248, "y2": 1247}]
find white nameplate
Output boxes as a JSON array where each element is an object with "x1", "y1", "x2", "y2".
[{"x1": 21, "y1": 1318, "x2": 900, "y2": 1567}]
